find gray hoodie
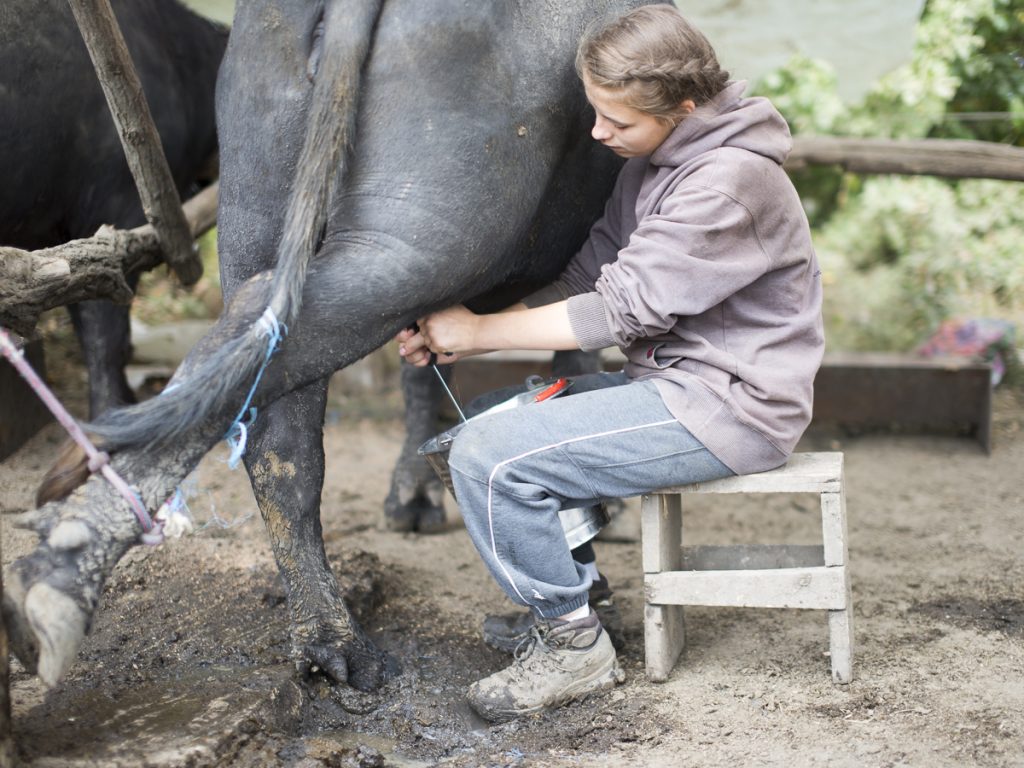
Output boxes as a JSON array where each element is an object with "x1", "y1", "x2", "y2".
[{"x1": 526, "y1": 81, "x2": 824, "y2": 474}]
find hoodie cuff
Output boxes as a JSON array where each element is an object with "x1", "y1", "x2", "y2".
[
  {"x1": 521, "y1": 282, "x2": 569, "y2": 308},
  {"x1": 567, "y1": 293, "x2": 615, "y2": 351}
]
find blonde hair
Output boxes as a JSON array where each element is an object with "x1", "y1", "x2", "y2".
[{"x1": 576, "y1": 5, "x2": 730, "y2": 123}]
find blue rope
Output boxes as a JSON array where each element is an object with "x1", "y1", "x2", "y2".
[
  {"x1": 224, "y1": 308, "x2": 286, "y2": 468},
  {"x1": 168, "y1": 486, "x2": 188, "y2": 515}
]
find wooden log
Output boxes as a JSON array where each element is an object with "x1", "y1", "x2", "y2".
[
  {"x1": 67, "y1": 0, "x2": 201, "y2": 286},
  {"x1": 0, "y1": 183, "x2": 218, "y2": 338},
  {"x1": 787, "y1": 136, "x2": 1024, "y2": 182}
]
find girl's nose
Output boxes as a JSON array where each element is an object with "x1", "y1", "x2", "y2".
[{"x1": 592, "y1": 117, "x2": 612, "y2": 141}]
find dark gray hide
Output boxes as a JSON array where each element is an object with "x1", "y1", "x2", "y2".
[
  {"x1": 3, "y1": 0, "x2": 657, "y2": 691},
  {"x1": 0, "y1": 0, "x2": 226, "y2": 418}
]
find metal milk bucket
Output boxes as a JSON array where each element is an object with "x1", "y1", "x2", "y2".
[{"x1": 418, "y1": 378, "x2": 609, "y2": 549}]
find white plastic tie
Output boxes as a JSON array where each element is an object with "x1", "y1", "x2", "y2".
[{"x1": 154, "y1": 488, "x2": 195, "y2": 539}]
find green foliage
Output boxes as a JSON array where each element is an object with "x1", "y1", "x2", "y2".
[
  {"x1": 817, "y1": 178, "x2": 1024, "y2": 351},
  {"x1": 933, "y1": 0, "x2": 1024, "y2": 145},
  {"x1": 754, "y1": 0, "x2": 1024, "y2": 357},
  {"x1": 756, "y1": 56, "x2": 847, "y2": 136},
  {"x1": 849, "y1": 0, "x2": 992, "y2": 139},
  {"x1": 133, "y1": 228, "x2": 223, "y2": 324}
]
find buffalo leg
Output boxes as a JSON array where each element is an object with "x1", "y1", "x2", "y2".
[
  {"x1": 243, "y1": 378, "x2": 386, "y2": 691},
  {"x1": 1, "y1": 276, "x2": 275, "y2": 687},
  {"x1": 1, "y1": 258, "x2": 483, "y2": 686},
  {"x1": 68, "y1": 299, "x2": 137, "y2": 419},
  {"x1": 2, "y1": 428, "x2": 216, "y2": 686},
  {"x1": 384, "y1": 363, "x2": 448, "y2": 533}
]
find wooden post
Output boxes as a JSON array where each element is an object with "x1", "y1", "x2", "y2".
[{"x1": 67, "y1": 0, "x2": 202, "y2": 286}]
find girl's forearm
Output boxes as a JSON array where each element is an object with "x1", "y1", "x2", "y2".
[{"x1": 473, "y1": 301, "x2": 579, "y2": 352}]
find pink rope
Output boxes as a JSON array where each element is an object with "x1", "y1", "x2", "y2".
[{"x1": 0, "y1": 327, "x2": 162, "y2": 545}]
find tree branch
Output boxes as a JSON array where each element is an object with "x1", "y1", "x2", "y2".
[{"x1": 0, "y1": 183, "x2": 218, "y2": 338}]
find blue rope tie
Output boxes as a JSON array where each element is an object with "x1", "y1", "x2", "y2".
[{"x1": 224, "y1": 307, "x2": 286, "y2": 468}]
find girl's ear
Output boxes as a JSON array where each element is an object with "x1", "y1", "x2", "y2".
[{"x1": 670, "y1": 99, "x2": 696, "y2": 126}]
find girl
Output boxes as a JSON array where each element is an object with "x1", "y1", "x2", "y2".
[{"x1": 399, "y1": 5, "x2": 823, "y2": 721}]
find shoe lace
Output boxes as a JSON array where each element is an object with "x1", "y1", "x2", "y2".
[{"x1": 512, "y1": 625, "x2": 547, "y2": 662}]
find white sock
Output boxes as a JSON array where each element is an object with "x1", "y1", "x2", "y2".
[
  {"x1": 559, "y1": 604, "x2": 591, "y2": 622},
  {"x1": 582, "y1": 561, "x2": 600, "y2": 581}
]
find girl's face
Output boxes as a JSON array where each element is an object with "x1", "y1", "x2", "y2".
[{"x1": 584, "y1": 79, "x2": 690, "y2": 158}]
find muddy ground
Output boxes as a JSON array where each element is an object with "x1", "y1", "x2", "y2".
[{"x1": 1, "y1": 355, "x2": 1022, "y2": 768}]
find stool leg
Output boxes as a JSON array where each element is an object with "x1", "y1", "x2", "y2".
[
  {"x1": 828, "y1": 609, "x2": 853, "y2": 684},
  {"x1": 642, "y1": 493, "x2": 685, "y2": 682},
  {"x1": 822, "y1": 487, "x2": 854, "y2": 683}
]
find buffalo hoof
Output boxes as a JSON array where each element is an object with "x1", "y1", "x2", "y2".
[
  {"x1": 293, "y1": 622, "x2": 388, "y2": 693},
  {"x1": 2, "y1": 556, "x2": 90, "y2": 687},
  {"x1": 383, "y1": 479, "x2": 447, "y2": 534},
  {"x1": 413, "y1": 503, "x2": 446, "y2": 534}
]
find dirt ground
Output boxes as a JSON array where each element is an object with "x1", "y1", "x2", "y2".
[{"x1": 1, "y1": 359, "x2": 1022, "y2": 768}]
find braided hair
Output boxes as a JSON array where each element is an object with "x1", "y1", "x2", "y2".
[{"x1": 576, "y1": 5, "x2": 730, "y2": 124}]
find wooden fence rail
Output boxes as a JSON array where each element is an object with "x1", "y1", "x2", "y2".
[{"x1": 786, "y1": 135, "x2": 1024, "y2": 182}]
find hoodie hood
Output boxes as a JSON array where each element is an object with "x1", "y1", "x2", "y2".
[{"x1": 649, "y1": 81, "x2": 792, "y2": 169}]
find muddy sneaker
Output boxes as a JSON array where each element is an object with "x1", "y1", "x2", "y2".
[
  {"x1": 482, "y1": 575, "x2": 625, "y2": 652},
  {"x1": 468, "y1": 610, "x2": 624, "y2": 722}
]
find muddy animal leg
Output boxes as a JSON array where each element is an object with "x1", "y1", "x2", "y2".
[
  {"x1": 68, "y1": 299, "x2": 137, "y2": 419},
  {"x1": 2, "y1": 431, "x2": 214, "y2": 687},
  {"x1": 384, "y1": 363, "x2": 449, "y2": 533},
  {"x1": 244, "y1": 378, "x2": 386, "y2": 692},
  {"x1": 3, "y1": 277, "x2": 277, "y2": 687}
]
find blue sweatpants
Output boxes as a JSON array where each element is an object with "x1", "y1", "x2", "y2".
[{"x1": 448, "y1": 372, "x2": 733, "y2": 619}]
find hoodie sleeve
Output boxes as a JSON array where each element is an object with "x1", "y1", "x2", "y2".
[
  {"x1": 521, "y1": 168, "x2": 627, "y2": 308},
  {"x1": 566, "y1": 184, "x2": 772, "y2": 351}
]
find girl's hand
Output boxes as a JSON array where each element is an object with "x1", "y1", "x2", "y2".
[
  {"x1": 395, "y1": 324, "x2": 435, "y2": 367},
  {"x1": 395, "y1": 321, "x2": 436, "y2": 364},
  {"x1": 419, "y1": 305, "x2": 479, "y2": 358},
  {"x1": 396, "y1": 307, "x2": 483, "y2": 366}
]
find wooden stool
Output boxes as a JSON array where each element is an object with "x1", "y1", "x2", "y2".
[{"x1": 641, "y1": 452, "x2": 853, "y2": 684}]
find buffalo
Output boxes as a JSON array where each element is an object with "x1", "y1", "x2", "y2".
[
  {"x1": 4, "y1": 0, "x2": 655, "y2": 692},
  {"x1": 0, "y1": 0, "x2": 226, "y2": 418}
]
